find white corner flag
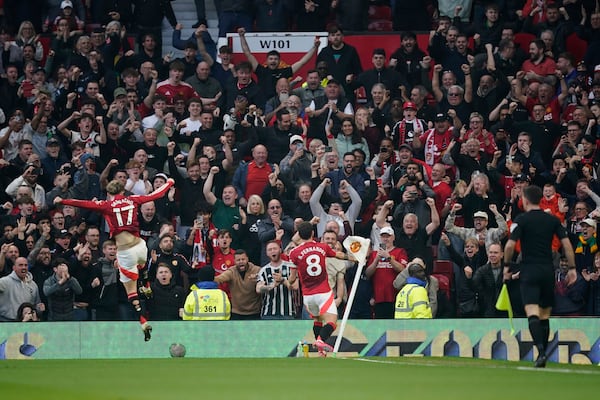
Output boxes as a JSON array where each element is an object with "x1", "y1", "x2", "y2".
[
  {"x1": 343, "y1": 236, "x2": 371, "y2": 267},
  {"x1": 334, "y1": 236, "x2": 371, "y2": 355}
]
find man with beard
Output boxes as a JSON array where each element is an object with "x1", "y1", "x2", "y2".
[
  {"x1": 472, "y1": 69, "x2": 507, "y2": 125},
  {"x1": 324, "y1": 152, "x2": 365, "y2": 199},
  {"x1": 91, "y1": 240, "x2": 120, "y2": 321},
  {"x1": 0, "y1": 243, "x2": 19, "y2": 278},
  {"x1": 29, "y1": 244, "x2": 52, "y2": 319},
  {"x1": 70, "y1": 244, "x2": 96, "y2": 321},
  {"x1": 315, "y1": 25, "x2": 362, "y2": 92},
  {"x1": 521, "y1": 39, "x2": 558, "y2": 84},
  {"x1": 147, "y1": 233, "x2": 192, "y2": 290},
  {"x1": 145, "y1": 263, "x2": 185, "y2": 320},
  {"x1": 256, "y1": 240, "x2": 295, "y2": 319},
  {"x1": 83, "y1": 226, "x2": 102, "y2": 263},
  {"x1": 389, "y1": 31, "x2": 428, "y2": 89},
  {"x1": 258, "y1": 109, "x2": 303, "y2": 165},
  {"x1": 214, "y1": 249, "x2": 261, "y2": 319}
]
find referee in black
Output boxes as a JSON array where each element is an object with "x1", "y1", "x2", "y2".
[{"x1": 503, "y1": 185, "x2": 576, "y2": 368}]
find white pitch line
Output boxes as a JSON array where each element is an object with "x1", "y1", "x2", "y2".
[{"x1": 348, "y1": 357, "x2": 600, "y2": 375}]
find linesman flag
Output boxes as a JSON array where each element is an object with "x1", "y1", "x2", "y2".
[
  {"x1": 495, "y1": 283, "x2": 515, "y2": 335},
  {"x1": 343, "y1": 236, "x2": 371, "y2": 266}
]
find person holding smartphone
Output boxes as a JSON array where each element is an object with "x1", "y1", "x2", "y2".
[{"x1": 364, "y1": 226, "x2": 408, "y2": 319}]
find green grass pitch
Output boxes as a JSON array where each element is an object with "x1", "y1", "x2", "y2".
[{"x1": 1, "y1": 357, "x2": 597, "y2": 400}]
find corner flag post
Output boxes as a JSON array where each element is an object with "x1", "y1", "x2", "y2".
[{"x1": 334, "y1": 236, "x2": 371, "y2": 355}]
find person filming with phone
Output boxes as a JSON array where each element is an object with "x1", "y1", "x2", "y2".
[{"x1": 280, "y1": 135, "x2": 312, "y2": 185}]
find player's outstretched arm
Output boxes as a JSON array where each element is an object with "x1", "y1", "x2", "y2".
[{"x1": 136, "y1": 178, "x2": 175, "y2": 203}]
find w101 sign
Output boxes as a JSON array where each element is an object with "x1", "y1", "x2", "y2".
[
  {"x1": 229, "y1": 32, "x2": 327, "y2": 53},
  {"x1": 227, "y1": 32, "x2": 327, "y2": 79}
]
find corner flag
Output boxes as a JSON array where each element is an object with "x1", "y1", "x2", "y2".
[
  {"x1": 343, "y1": 236, "x2": 370, "y2": 266},
  {"x1": 495, "y1": 283, "x2": 515, "y2": 335},
  {"x1": 334, "y1": 236, "x2": 371, "y2": 354}
]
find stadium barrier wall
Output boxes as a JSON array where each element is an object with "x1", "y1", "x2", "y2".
[{"x1": 1, "y1": 318, "x2": 599, "y2": 363}]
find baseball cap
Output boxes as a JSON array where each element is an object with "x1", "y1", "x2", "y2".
[
  {"x1": 380, "y1": 226, "x2": 395, "y2": 235},
  {"x1": 46, "y1": 137, "x2": 60, "y2": 146},
  {"x1": 595, "y1": 64, "x2": 600, "y2": 73},
  {"x1": 34, "y1": 67, "x2": 46, "y2": 74},
  {"x1": 153, "y1": 173, "x2": 169, "y2": 182},
  {"x1": 434, "y1": 113, "x2": 449, "y2": 122},
  {"x1": 113, "y1": 87, "x2": 127, "y2": 98},
  {"x1": 289, "y1": 135, "x2": 303, "y2": 145},
  {"x1": 403, "y1": 101, "x2": 417, "y2": 110},
  {"x1": 473, "y1": 211, "x2": 488, "y2": 220},
  {"x1": 398, "y1": 143, "x2": 412, "y2": 152},
  {"x1": 80, "y1": 153, "x2": 94, "y2": 165},
  {"x1": 326, "y1": 78, "x2": 340, "y2": 86},
  {"x1": 56, "y1": 229, "x2": 71, "y2": 238},
  {"x1": 61, "y1": 0, "x2": 73, "y2": 8},
  {"x1": 514, "y1": 173, "x2": 530, "y2": 183},
  {"x1": 581, "y1": 218, "x2": 597, "y2": 229}
]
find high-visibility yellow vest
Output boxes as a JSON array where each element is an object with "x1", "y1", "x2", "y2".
[
  {"x1": 394, "y1": 283, "x2": 432, "y2": 319},
  {"x1": 183, "y1": 287, "x2": 231, "y2": 320}
]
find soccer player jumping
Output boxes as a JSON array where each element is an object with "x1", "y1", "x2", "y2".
[
  {"x1": 55, "y1": 178, "x2": 175, "y2": 341},
  {"x1": 289, "y1": 221, "x2": 350, "y2": 356}
]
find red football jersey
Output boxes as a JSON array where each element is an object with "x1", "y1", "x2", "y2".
[
  {"x1": 289, "y1": 240, "x2": 336, "y2": 295},
  {"x1": 61, "y1": 181, "x2": 173, "y2": 237},
  {"x1": 156, "y1": 81, "x2": 198, "y2": 105}
]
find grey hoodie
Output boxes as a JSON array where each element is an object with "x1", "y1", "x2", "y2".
[{"x1": 0, "y1": 271, "x2": 41, "y2": 321}]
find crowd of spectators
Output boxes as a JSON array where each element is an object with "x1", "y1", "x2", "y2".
[{"x1": 1, "y1": 0, "x2": 600, "y2": 322}]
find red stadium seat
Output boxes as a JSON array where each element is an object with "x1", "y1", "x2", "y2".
[
  {"x1": 514, "y1": 32, "x2": 536, "y2": 51},
  {"x1": 367, "y1": 5, "x2": 393, "y2": 32},
  {"x1": 566, "y1": 33, "x2": 587, "y2": 63},
  {"x1": 368, "y1": 5, "x2": 392, "y2": 20},
  {"x1": 433, "y1": 260, "x2": 454, "y2": 288},
  {"x1": 368, "y1": 20, "x2": 393, "y2": 32},
  {"x1": 432, "y1": 273, "x2": 450, "y2": 300}
]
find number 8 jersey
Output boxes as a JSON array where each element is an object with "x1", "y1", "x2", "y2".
[{"x1": 289, "y1": 240, "x2": 337, "y2": 295}]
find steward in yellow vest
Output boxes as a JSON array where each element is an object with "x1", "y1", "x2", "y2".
[
  {"x1": 183, "y1": 266, "x2": 231, "y2": 320},
  {"x1": 395, "y1": 263, "x2": 432, "y2": 319}
]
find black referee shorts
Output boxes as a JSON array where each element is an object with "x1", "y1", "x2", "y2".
[{"x1": 519, "y1": 264, "x2": 555, "y2": 309}]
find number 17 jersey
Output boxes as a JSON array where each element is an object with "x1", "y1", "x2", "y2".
[
  {"x1": 289, "y1": 240, "x2": 336, "y2": 295},
  {"x1": 61, "y1": 181, "x2": 173, "y2": 238}
]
